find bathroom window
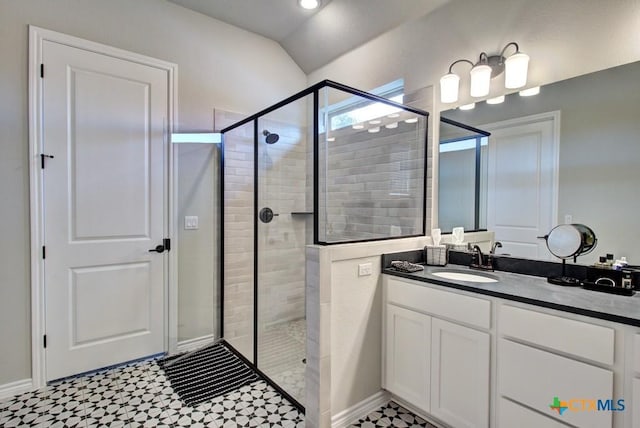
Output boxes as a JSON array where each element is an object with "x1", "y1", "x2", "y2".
[{"x1": 324, "y1": 79, "x2": 404, "y2": 132}]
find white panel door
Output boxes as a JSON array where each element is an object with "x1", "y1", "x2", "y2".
[
  {"x1": 385, "y1": 304, "x2": 431, "y2": 411},
  {"x1": 42, "y1": 40, "x2": 168, "y2": 380},
  {"x1": 485, "y1": 116, "x2": 557, "y2": 260},
  {"x1": 430, "y1": 318, "x2": 490, "y2": 428}
]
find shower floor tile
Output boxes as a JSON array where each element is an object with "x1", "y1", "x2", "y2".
[
  {"x1": 258, "y1": 318, "x2": 306, "y2": 405},
  {"x1": 0, "y1": 356, "x2": 304, "y2": 428}
]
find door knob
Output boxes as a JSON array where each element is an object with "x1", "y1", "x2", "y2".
[{"x1": 149, "y1": 245, "x2": 165, "y2": 253}]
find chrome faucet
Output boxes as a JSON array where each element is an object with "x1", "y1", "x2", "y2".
[{"x1": 491, "y1": 241, "x2": 503, "y2": 255}]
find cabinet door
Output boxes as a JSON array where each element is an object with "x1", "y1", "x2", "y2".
[
  {"x1": 633, "y1": 378, "x2": 640, "y2": 428},
  {"x1": 385, "y1": 304, "x2": 431, "y2": 411},
  {"x1": 431, "y1": 318, "x2": 490, "y2": 428}
]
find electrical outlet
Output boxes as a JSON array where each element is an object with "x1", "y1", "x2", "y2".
[
  {"x1": 184, "y1": 216, "x2": 199, "y2": 230},
  {"x1": 358, "y1": 263, "x2": 373, "y2": 276}
]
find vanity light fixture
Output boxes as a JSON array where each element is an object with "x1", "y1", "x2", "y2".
[
  {"x1": 440, "y1": 42, "x2": 530, "y2": 103},
  {"x1": 486, "y1": 95, "x2": 505, "y2": 105},
  {"x1": 519, "y1": 86, "x2": 540, "y2": 96},
  {"x1": 459, "y1": 103, "x2": 475, "y2": 111},
  {"x1": 298, "y1": 0, "x2": 320, "y2": 9}
]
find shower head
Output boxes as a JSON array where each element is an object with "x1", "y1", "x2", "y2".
[{"x1": 263, "y1": 129, "x2": 279, "y2": 144}]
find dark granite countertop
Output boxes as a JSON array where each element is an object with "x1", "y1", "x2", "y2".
[{"x1": 383, "y1": 264, "x2": 640, "y2": 327}]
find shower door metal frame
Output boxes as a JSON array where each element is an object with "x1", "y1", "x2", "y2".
[{"x1": 219, "y1": 80, "x2": 430, "y2": 412}]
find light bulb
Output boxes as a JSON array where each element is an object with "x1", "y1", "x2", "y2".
[
  {"x1": 298, "y1": 0, "x2": 319, "y2": 10},
  {"x1": 440, "y1": 73, "x2": 460, "y2": 103},
  {"x1": 470, "y1": 64, "x2": 491, "y2": 97},
  {"x1": 326, "y1": 137, "x2": 335, "y2": 142},
  {"x1": 519, "y1": 86, "x2": 540, "y2": 96},
  {"x1": 404, "y1": 117, "x2": 418, "y2": 124},
  {"x1": 369, "y1": 119, "x2": 382, "y2": 125},
  {"x1": 505, "y1": 52, "x2": 529, "y2": 89},
  {"x1": 352, "y1": 123, "x2": 364, "y2": 130},
  {"x1": 459, "y1": 103, "x2": 475, "y2": 110},
  {"x1": 385, "y1": 122, "x2": 398, "y2": 129},
  {"x1": 486, "y1": 96, "x2": 505, "y2": 104},
  {"x1": 368, "y1": 127, "x2": 380, "y2": 133}
]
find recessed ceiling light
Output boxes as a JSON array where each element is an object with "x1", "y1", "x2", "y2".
[
  {"x1": 298, "y1": 0, "x2": 319, "y2": 10},
  {"x1": 459, "y1": 103, "x2": 475, "y2": 111},
  {"x1": 519, "y1": 86, "x2": 540, "y2": 96},
  {"x1": 486, "y1": 96, "x2": 505, "y2": 105}
]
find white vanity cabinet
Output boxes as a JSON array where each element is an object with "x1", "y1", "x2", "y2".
[
  {"x1": 385, "y1": 304, "x2": 431, "y2": 410},
  {"x1": 497, "y1": 304, "x2": 615, "y2": 428},
  {"x1": 430, "y1": 317, "x2": 490, "y2": 428},
  {"x1": 384, "y1": 277, "x2": 491, "y2": 428},
  {"x1": 632, "y1": 334, "x2": 640, "y2": 428}
]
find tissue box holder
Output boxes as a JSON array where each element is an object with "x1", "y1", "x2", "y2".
[{"x1": 424, "y1": 245, "x2": 448, "y2": 266}]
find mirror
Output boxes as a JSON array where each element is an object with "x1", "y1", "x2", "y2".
[{"x1": 439, "y1": 60, "x2": 640, "y2": 264}]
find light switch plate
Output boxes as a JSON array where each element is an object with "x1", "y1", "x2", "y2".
[
  {"x1": 358, "y1": 263, "x2": 373, "y2": 276},
  {"x1": 185, "y1": 216, "x2": 199, "y2": 230}
]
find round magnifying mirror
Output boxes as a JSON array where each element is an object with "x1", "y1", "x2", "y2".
[{"x1": 545, "y1": 224, "x2": 597, "y2": 259}]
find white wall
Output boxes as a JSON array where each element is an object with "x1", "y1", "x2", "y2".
[
  {"x1": 0, "y1": 0, "x2": 306, "y2": 385},
  {"x1": 308, "y1": 0, "x2": 640, "y2": 110}
]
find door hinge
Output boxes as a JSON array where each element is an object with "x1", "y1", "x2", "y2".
[
  {"x1": 43, "y1": 335, "x2": 47, "y2": 348},
  {"x1": 41, "y1": 154, "x2": 54, "y2": 169},
  {"x1": 40, "y1": 64, "x2": 44, "y2": 78},
  {"x1": 163, "y1": 238, "x2": 171, "y2": 252},
  {"x1": 42, "y1": 246, "x2": 46, "y2": 259}
]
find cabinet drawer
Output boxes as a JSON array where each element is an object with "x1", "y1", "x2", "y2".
[
  {"x1": 387, "y1": 278, "x2": 491, "y2": 329},
  {"x1": 499, "y1": 305, "x2": 614, "y2": 365},
  {"x1": 634, "y1": 334, "x2": 640, "y2": 373},
  {"x1": 499, "y1": 339, "x2": 613, "y2": 428},
  {"x1": 499, "y1": 398, "x2": 572, "y2": 428}
]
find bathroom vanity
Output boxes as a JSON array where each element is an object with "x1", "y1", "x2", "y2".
[{"x1": 381, "y1": 257, "x2": 640, "y2": 428}]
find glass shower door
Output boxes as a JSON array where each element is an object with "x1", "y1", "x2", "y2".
[{"x1": 255, "y1": 98, "x2": 309, "y2": 407}]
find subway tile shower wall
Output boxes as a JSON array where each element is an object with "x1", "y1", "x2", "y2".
[{"x1": 320, "y1": 126, "x2": 426, "y2": 242}]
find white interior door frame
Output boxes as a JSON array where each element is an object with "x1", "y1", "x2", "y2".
[
  {"x1": 29, "y1": 26, "x2": 178, "y2": 389},
  {"x1": 480, "y1": 111, "x2": 561, "y2": 233}
]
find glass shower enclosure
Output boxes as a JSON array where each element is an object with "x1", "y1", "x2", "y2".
[{"x1": 220, "y1": 80, "x2": 428, "y2": 410}]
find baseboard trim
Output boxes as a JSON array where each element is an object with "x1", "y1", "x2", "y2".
[
  {"x1": 331, "y1": 390, "x2": 390, "y2": 428},
  {"x1": 0, "y1": 379, "x2": 34, "y2": 401},
  {"x1": 176, "y1": 334, "x2": 216, "y2": 353}
]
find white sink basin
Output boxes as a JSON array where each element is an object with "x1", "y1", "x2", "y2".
[{"x1": 432, "y1": 271, "x2": 498, "y2": 283}]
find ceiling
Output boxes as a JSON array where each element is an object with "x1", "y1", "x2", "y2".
[{"x1": 167, "y1": 0, "x2": 449, "y2": 73}]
